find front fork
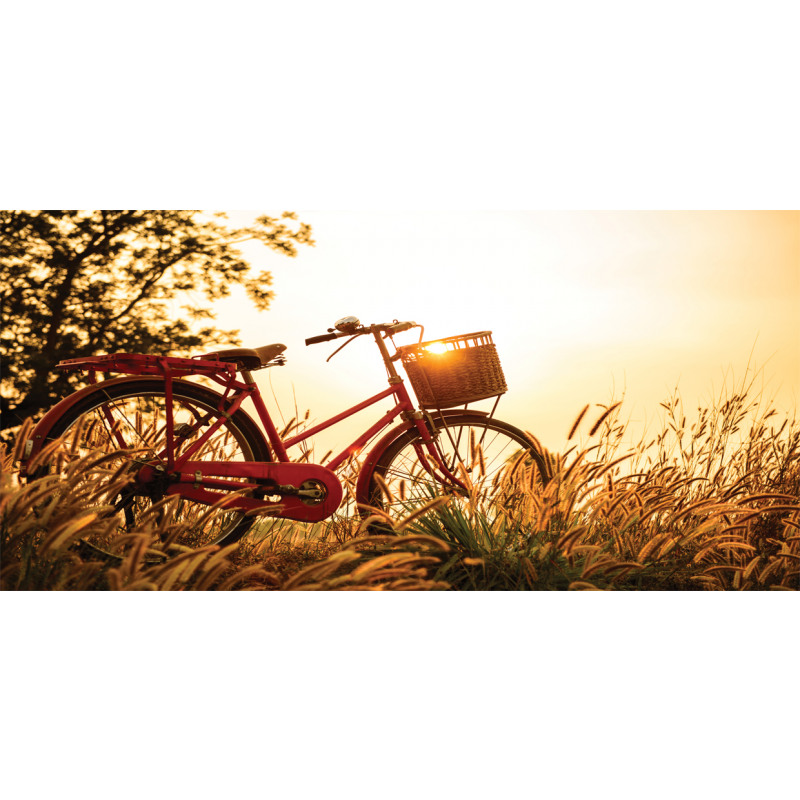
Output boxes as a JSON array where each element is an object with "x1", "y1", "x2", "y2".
[{"x1": 409, "y1": 413, "x2": 470, "y2": 493}]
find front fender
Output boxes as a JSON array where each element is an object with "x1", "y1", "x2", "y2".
[{"x1": 354, "y1": 409, "x2": 488, "y2": 505}]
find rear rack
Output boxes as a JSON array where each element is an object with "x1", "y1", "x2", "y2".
[{"x1": 57, "y1": 353, "x2": 237, "y2": 378}]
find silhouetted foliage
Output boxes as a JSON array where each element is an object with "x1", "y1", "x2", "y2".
[{"x1": 0, "y1": 210, "x2": 314, "y2": 429}]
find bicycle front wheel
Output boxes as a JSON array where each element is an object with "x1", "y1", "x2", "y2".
[
  {"x1": 31, "y1": 378, "x2": 272, "y2": 553},
  {"x1": 360, "y1": 412, "x2": 548, "y2": 523}
]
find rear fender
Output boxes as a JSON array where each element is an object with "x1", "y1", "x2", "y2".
[{"x1": 20, "y1": 376, "x2": 268, "y2": 473}]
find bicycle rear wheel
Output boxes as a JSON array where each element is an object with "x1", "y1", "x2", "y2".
[
  {"x1": 360, "y1": 412, "x2": 548, "y2": 524},
  {"x1": 31, "y1": 378, "x2": 272, "y2": 553}
]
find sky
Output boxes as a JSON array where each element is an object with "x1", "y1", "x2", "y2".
[{"x1": 207, "y1": 210, "x2": 799, "y2": 460}]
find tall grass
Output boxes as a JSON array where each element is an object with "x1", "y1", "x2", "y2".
[
  {"x1": 404, "y1": 376, "x2": 800, "y2": 590},
  {"x1": 0, "y1": 426, "x2": 451, "y2": 590},
  {"x1": 3, "y1": 373, "x2": 798, "y2": 590}
]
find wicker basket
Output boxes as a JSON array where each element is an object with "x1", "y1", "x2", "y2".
[{"x1": 396, "y1": 331, "x2": 507, "y2": 409}]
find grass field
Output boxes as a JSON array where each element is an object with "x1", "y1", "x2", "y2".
[{"x1": 2, "y1": 375, "x2": 798, "y2": 591}]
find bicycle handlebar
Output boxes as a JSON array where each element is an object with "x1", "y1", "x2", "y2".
[{"x1": 305, "y1": 320, "x2": 418, "y2": 346}]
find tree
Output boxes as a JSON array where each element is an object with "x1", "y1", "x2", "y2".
[{"x1": 0, "y1": 210, "x2": 314, "y2": 430}]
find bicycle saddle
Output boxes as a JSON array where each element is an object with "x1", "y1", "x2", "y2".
[{"x1": 203, "y1": 343, "x2": 286, "y2": 370}]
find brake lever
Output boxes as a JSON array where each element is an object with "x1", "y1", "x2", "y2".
[{"x1": 325, "y1": 334, "x2": 361, "y2": 363}]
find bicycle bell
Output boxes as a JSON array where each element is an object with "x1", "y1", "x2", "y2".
[{"x1": 334, "y1": 316, "x2": 361, "y2": 333}]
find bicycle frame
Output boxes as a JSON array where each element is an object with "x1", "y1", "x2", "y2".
[
  {"x1": 228, "y1": 325, "x2": 467, "y2": 489},
  {"x1": 261, "y1": 383, "x2": 419, "y2": 469},
  {"x1": 171, "y1": 359, "x2": 456, "y2": 484},
  {"x1": 158, "y1": 372, "x2": 465, "y2": 522}
]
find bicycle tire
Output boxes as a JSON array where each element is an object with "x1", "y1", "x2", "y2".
[
  {"x1": 359, "y1": 412, "x2": 548, "y2": 525},
  {"x1": 31, "y1": 378, "x2": 272, "y2": 553}
]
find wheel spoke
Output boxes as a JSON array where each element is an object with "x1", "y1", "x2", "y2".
[{"x1": 363, "y1": 414, "x2": 547, "y2": 525}]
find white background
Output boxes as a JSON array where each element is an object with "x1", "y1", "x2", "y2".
[{"x1": 2, "y1": 1, "x2": 798, "y2": 798}]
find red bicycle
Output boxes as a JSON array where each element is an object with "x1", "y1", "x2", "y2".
[{"x1": 22, "y1": 316, "x2": 547, "y2": 551}]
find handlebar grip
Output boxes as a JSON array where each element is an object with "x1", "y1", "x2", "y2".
[
  {"x1": 387, "y1": 321, "x2": 416, "y2": 334},
  {"x1": 305, "y1": 332, "x2": 340, "y2": 346}
]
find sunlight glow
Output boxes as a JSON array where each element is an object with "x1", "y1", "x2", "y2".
[{"x1": 215, "y1": 211, "x2": 798, "y2": 455}]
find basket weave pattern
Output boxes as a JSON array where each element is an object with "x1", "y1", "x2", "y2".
[{"x1": 398, "y1": 331, "x2": 507, "y2": 408}]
